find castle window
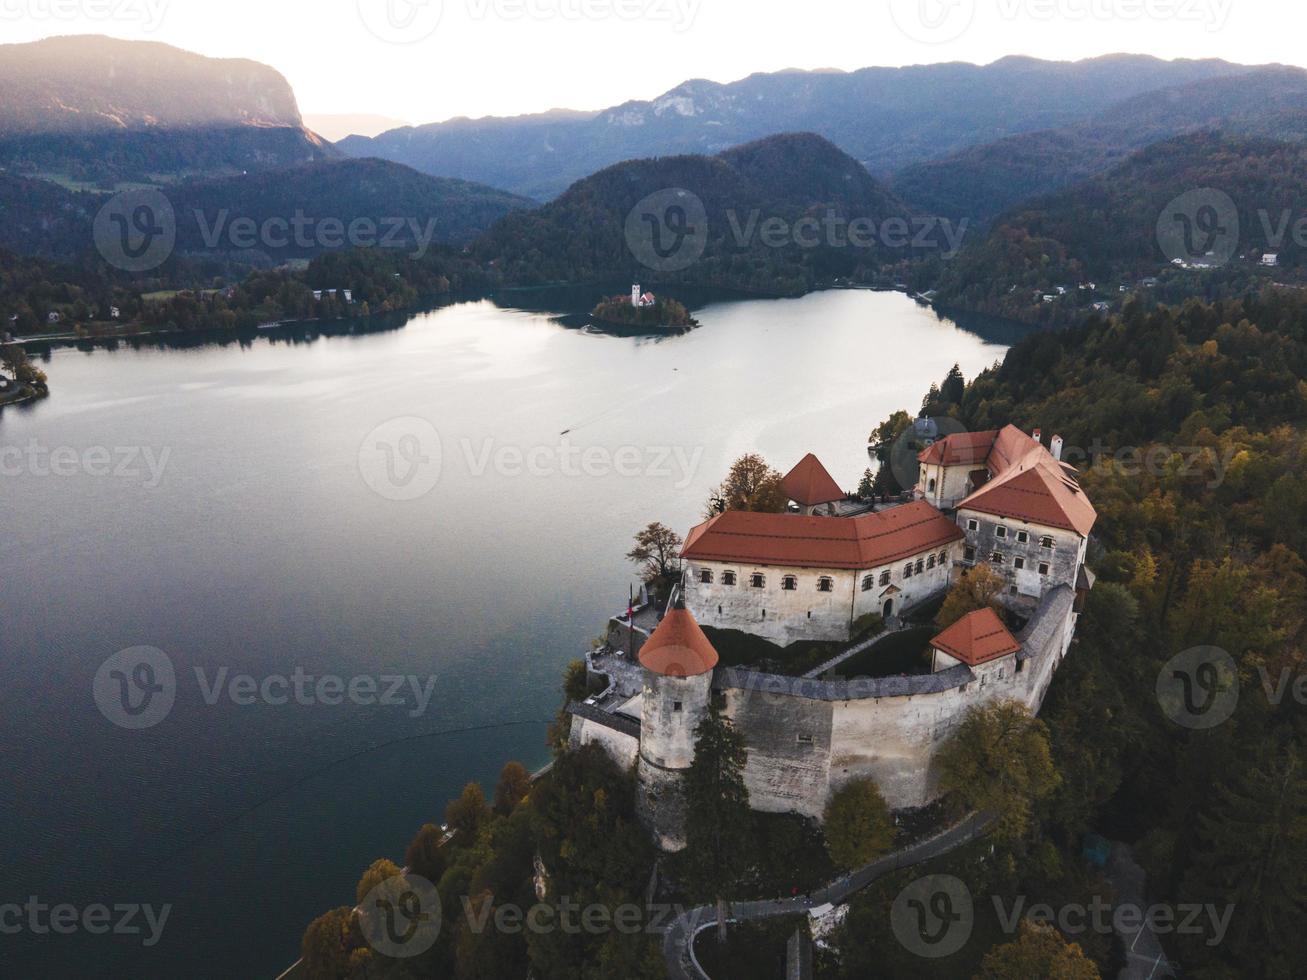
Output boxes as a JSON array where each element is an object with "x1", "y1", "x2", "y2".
[
  {"x1": 699, "y1": 569, "x2": 713, "y2": 585},
  {"x1": 928, "y1": 478, "x2": 937, "y2": 493},
  {"x1": 862, "y1": 574, "x2": 875, "y2": 592},
  {"x1": 718, "y1": 605, "x2": 722, "y2": 615},
  {"x1": 1014, "y1": 557, "x2": 1025, "y2": 570},
  {"x1": 1016, "y1": 531, "x2": 1029, "y2": 544},
  {"x1": 796, "y1": 734, "x2": 815, "y2": 746},
  {"x1": 915, "y1": 559, "x2": 925, "y2": 575},
  {"x1": 939, "y1": 551, "x2": 948, "y2": 566},
  {"x1": 904, "y1": 564, "x2": 914, "y2": 579},
  {"x1": 722, "y1": 571, "x2": 737, "y2": 587},
  {"x1": 782, "y1": 575, "x2": 798, "y2": 591},
  {"x1": 672, "y1": 701, "x2": 683, "y2": 713},
  {"x1": 996, "y1": 526, "x2": 1008, "y2": 539},
  {"x1": 1040, "y1": 536, "x2": 1055, "y2": 549},
  {"x1": 927, "y1": 555, "x2": 936, "y2": 570},
  {"x1": 1016, "y1": 659, "x2": 1025, "y2": 674},
  {"x1": 991, "y1": 553, "x2": 1004, "y2": 565},
  {"x1": 1039, "y1": 562, "x2": 1050, "y2": 576},
  {"x1": 967, "y1": 519, "x2": 980, "y2": 532},
  {"x1": 964, "y1": 547, "x2": 976, "y2": 563},
  {"x1": 751, "y1": 573, "x2": 765, "y2": 588},
  {"x1": 880, "y1": 571, "x2": 891, "y2": 586},
  {"x1": 817, "y1": 577, "x2": 834, "y2": 593}
]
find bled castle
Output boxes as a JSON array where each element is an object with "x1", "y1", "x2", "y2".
[{"x1": 567, "y1": 424, "x2": 1098, "y2": 851}]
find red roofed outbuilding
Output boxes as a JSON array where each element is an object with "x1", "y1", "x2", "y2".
[{"x1": 930, "y1": 608, "x2": 1021, "y2": 671}]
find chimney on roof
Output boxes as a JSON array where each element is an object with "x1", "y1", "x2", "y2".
[
  {"x1": 1032, "y1": 428, "x2": 1043, "y2": 444},
  {"x1": 1051, "y1": 435, "x2": 1065, "y2": 462}
]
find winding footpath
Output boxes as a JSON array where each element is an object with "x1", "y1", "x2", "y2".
[{"x1": 661, "y1": 811, "x2": 996, "y2": 980}]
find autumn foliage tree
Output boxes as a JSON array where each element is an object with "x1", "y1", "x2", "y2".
[
  {"x1": 939, "y1": 700, "x2": 1060, "y2": 842},
  {"x1": 708, "y1": 453, "x2": 787, "y2": 516},
  {"x1": 937, "y1": 564, "x2": 1006, "y2": 629},
  {"x1": 626, "y1": 521, "x2": 683, "y2": 588},
  {"x1": 975, "y1": 921, "x2": 1100, "y2": 980},
  {"x1": 822, "y1": 777, "x2": 895, "y2": 870},
  {"x1": 494, "y1": 761, "x2": 533, "y2": 814}
]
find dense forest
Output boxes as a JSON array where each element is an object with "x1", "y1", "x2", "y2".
[{"x1": 934, "y1": 132, "x2": 1307, "y2": 325}]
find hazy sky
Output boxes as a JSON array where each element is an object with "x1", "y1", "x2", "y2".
[{"x1": 1, "y1": 0, "x2": 1296, "y2": 125}]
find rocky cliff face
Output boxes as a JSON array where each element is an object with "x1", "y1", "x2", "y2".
[{"x1": 0, "y1": 35, "x2": 303, "y2": 134}]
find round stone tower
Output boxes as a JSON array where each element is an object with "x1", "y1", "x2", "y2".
[{"x1": 635, "y1": 604, "x2": 720, "y2": 852}]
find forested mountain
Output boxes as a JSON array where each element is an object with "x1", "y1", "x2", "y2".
[
  {"x1": 341, "y1": 55, "x2": 1252, "y2": 200},
  {"x1": 933, "y1": 132, "x2": 1307, "y2": 323},
  {"x1": 0, "y1": 35, "x2": 334, "y2": 184},
  {"x1": 891, "y1": 66, "x2": 1307, "y2": 224},
  {"x1": 0, "y1": 159, "x2": 531, "y2": 265},
  {"x1": 472, "y1": 132, "x2": 920, "y2": 295}
]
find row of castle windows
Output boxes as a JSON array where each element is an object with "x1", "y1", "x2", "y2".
[
  {"x1": 962, "y1": 545, "x2": 1051, "y2": 576},
  {"x1": 966, "y1": 518, "x2": 1056, "y2": 550},
  {"x1": 697, "y1": 552, "x2": 949, "y2": 592}
]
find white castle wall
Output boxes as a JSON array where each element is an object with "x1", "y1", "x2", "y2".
[{"x1": 684, "y1": 545, "x2": 955, "y2": 646}]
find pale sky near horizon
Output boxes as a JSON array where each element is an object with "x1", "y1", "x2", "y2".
[{"x1": 0, "y1": 0, "x2": 1297, "y2": 126}]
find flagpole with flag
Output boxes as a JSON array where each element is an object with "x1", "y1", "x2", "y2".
[{"x1": 628, "y1": 584, "x2": 635, "y2": 660}]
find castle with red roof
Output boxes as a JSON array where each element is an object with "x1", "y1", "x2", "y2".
[{"x1": 568, "y1": 424, "x2": 1097, "y2": 851}]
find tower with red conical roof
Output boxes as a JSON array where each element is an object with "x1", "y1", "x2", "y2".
[{"x1": 635, "y1": 603, "x2": 720, "y2": 851}]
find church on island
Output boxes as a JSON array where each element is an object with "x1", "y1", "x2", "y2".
[{"x1": 567, "y1": 424, "x2": 1098, "y2": 851}]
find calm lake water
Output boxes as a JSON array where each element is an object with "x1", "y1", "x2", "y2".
[{"x1": 0, "y1": 289, "x2": 1019, "y2": 978}]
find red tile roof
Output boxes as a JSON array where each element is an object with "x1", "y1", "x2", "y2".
[
  {"x1": 919, "y1": 430, "x2": 998, "y2": 466},
  {"x1": 639, "y1": 607, "x2": 720, "y2": 677},
  {"x1": 925, "y1": 424, "x2": 1097, "y2": 537},
  {"x1": 931, "y1": 608, "x2": 1021, "y2": 666},
  {"x1": 682, "y1": 500, "x2": 963, "y2": 571},
  {"x1": 781, "y1": 453, "x2": 845, "y2": 506}
]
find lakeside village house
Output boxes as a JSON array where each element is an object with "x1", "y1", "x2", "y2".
[{"x1": 567, "y1": 425, "x2": 1098, "y2": 850}]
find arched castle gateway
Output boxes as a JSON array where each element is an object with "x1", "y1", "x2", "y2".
[{"x1": 568, "y1": 426, "x2": 1097, "y2": 851}]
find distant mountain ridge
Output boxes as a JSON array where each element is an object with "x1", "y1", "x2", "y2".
[
  {"x1": 891, "y1": 65, "x2": 1307, "y2": 224},
  {"x1": 341, "y1": 55, "x2": 1257, "y2": 199},
  {"x1": 0, "y1": 35, "x2": 332, "y2": 185}
]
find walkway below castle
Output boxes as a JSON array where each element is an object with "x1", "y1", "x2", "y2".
[
  {"x1": 800, "y1": 619, "x2": 906, "y2": 680},
  {"x1": 660, "y1": 811, "x2": 995, "y2": 980}
]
